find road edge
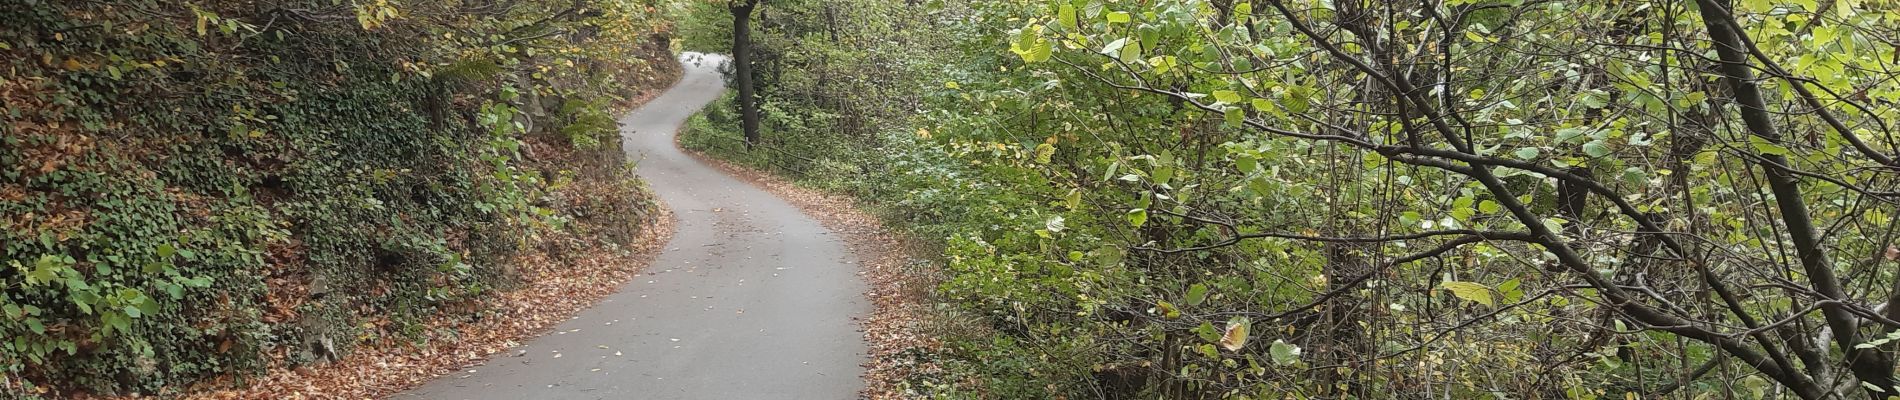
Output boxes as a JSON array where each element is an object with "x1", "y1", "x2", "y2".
[{"x1": 674, "y1": 141, "x2": 943, "y2": 400}]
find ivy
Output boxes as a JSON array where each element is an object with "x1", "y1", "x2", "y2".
[{"x1": 2, "y1": 0, "x2": 671, "y2": 396}]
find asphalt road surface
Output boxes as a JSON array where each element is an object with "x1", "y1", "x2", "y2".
[{"x1": 400, "y1": 53, "x2": 869, "y2": 400}]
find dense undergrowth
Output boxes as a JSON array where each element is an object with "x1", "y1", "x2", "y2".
[
  {"x1": 681, "y1": 0, "x2": 1900, "y2": 399},
  {"x1": 1, "y1": 1, "x2": 675, "y2": 397}
]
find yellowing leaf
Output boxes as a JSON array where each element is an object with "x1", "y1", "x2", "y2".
[
  {"x1": 1219, "y1": 316, "x2": 1250, "y2": 351},
  {"x1": 1750, "y1": 136, "x2": 1792, "y2": 156},
  {"x1": 1251, "y1": 98, "x2": 1274, "y2": 112},
  {"x1": 1212, "y1": 90, "x2": 1243, "y2": 103},
  {"x1": 1156, "y1": 300, "x2": 1180, "y2": 320},
  {"x1": 1441, "y1": 281, "x2": 1493, "y2": 306}
]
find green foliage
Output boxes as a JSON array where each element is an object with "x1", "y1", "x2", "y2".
[
  {"x1": 2, "y1": 0, "x2": 672, "y2": 396},
  {"x1": 671, "y1": 0, "x2": 738, "y2": 54},
  {"x1": 682, "y1": 0, "x2": 1900, "y2": 398}
]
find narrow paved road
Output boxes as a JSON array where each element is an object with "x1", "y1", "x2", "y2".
[{"x1": 401, "y1": 53, "x2": 869, "y2": 399}]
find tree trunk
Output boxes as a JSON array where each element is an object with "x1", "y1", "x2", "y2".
[
  {"x1": 731, "y1": 0, "x2": 762, "y2": 148},
  {"x1": 1693, "y1": 0, "x2": 1893, "y2": 396}
]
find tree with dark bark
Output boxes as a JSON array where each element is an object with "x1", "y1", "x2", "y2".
[{"x1": 729, "y1": 0, "x2": 763, "y2": 147}]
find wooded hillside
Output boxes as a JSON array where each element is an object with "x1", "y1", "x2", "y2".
[{"x1": 1, "y1": 1, "x2": 675, "y2": 397}]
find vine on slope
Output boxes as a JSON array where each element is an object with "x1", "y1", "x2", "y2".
[{"x1": 1, "y1": 0, "x2": 677, "y2": 396}]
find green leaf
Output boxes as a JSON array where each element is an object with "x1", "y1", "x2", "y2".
[
  {"x1": 1149, "y1": 55, "x2": 1175, "y2": 74},
  {"x1": 1440, "y1": 281, "x2": 1494, "y2": 306},
  {"x1": 104, "y1": 313, "x2": 130, "y2": 334},
  {"x1": 1106, "y1": 11, "x2": 1131, "y2": 23},
  {"x1": 182, "y1": 276, "x2": 214, "y2": 287},
  {"x1": 1269, "y1": 339, "x2": 1301, "y2": 365},
  {"x1": 1514, "y1": 147, "x2": 1541, "y2": 159},
  {"x1": 1750, "y1": 136, "x2": 1792, "y2": 156},
  {"x1": 1577, "y1": 90, "x2": 1610, "y2": 109},
  {"x1": 1235, "y1": 155, "x2": 1258, "y2": 172},
  {"x1": 1152, "y1": 166, "x2": 1175, "y2": 185},
  {"x1": 1128, "y1": 208, "x2": 1149, "y2": 228},
  {"x1": 1027, "y1": 40, "x2": 1053, "y2": 63},
  {"x1": 1583, "y1": 140, "x2": 1611, "y2": 157},
  {"x1": 1281, "y1": 87, "x2": 1311, "y2": 113},
  {"x1": 1117, "y1": 39, "x2": 1141, "y2": 63},
  {"x1": 71, "y1": 292, "x2": 96, "y2": 314},
  {"x1": 1035, "y1": 143, "x2": 1057, "y2": 164},
  {"x1": 1554, "y1": 127, "x2": 1588, "y2": 144},
  {"x1": 1058, "y1": 4, "x2": 1079, "y2": 29},
  {"x1": 1185, "y1": 284, "x2": 1209, "y2": 306},
  {"x1": 1498, "y1": 278, "x2": 1524, "y2": 303},
  {"x1": 24, "y1": 263, "x2": 56, "y2": 286},
  {"x1": 1193, "y1": 320, "x2": 1219, "y2": 341},
  {"x1": 1100, "y1": 38, "x2": 1128, "y2": 57}
]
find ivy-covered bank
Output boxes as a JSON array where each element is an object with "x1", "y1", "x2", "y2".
[{"x1": 1, "y1": 1, "x2": 676, "y2": 396}]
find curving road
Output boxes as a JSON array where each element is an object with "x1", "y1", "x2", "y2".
[{"x1": 400, "y1": 53, "x2": 868, "y2": 399}]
